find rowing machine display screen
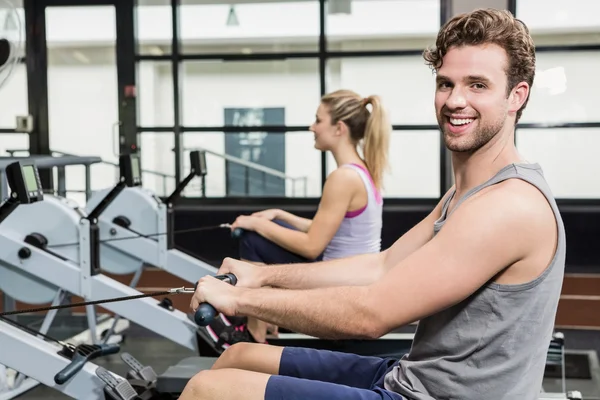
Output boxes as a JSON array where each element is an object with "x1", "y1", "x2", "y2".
[
  {"x1": 23, "y1": 165, "x2": 38, "y2": 193},
  {"x1": 190, "y1": 150, "x2": 207, "y2": 177},
  {"x1": 131, "y1": 154, "x2": 141, "y2": 183},
  {"x1": 120, "y1": 153, "x2": 142, "y2": 187},
  {"x1": 5, "y1": 161, "x2": 44, "y2": 204}
]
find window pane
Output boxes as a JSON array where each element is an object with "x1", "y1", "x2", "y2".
[
  {"x1": 136, "y1": 0, "x2": 172, "y2": 55},
  {"x1": 0, "y1": 63, "x2": 27, "y2": 128},
  {"x1": 326, "y1": 0, "x2": 440, "y2": 51},
  {"x1": 518, "y1": 0, "x2": 600, "y2": 45},
  {"x1": 182, "y1": 60, "x2": 320, "y2": 127},
  {"x1": 516, "y1": 128, "x2": 600, "y2": 199},
  {"x1": 182, "y1": 131, "x2": 318, "y2": 198},
  {"x1": 327, "y1": 57, "x2": 437, "y2": 125},
  {"x1": 327, "y1": 130, "x2": 440, "y2": 199},
  {"x1": 46, "y1": 6, "x2": 119, "y2": 205},
  {"x1": 0, "y1": 133, "x2": 28, "y2": 158},
  {"x1": 180, "y1": 1, "x2": 319, "y2": 54},
  {"x1": 138, "y1": 61, "x2": 174, "y2": 127},
  {"x1": 139, "y1": 132, "x2": 176, "y2": 198},
  {"x1": 520, "y1": 51, "x2": 600, "y2": 124}
]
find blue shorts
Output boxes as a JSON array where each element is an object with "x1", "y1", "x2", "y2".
[
  {"x1": 239, "y1": 219, "x2": 323, "y2": 264},
  {"x1": 265, "y1": 347, "x2": 404, "y2": 400}
]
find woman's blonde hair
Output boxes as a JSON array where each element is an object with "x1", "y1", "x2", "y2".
[{"x1": 320, "y1": 89, "x2": 391, "y2": 190}]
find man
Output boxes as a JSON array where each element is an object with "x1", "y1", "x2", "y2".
[{"x1": 182, "y1": 8, "x2": 565, "y2": 400}]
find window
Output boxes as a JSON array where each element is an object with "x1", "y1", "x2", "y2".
[
  {"x1": 138, "y1": 61, "x2": 174, "y2": 127},
  {"x1": 139, "y1": 132, "x2": 176, "y2": 197},
  {"x1": 136, "y1": 0, "x2": 172, "y2": 55},
  {"x1": 179, "y1": 1, "x2": 319, "y2": 55},
  {"x1": 0, "y1": 133, "x2": 28, "y2": 158},
  {"x1": 325, "y1": 0, "x2": 440, "y2": 51},
  {"x1": 516, "y1": 128, "x2": 600, "y2": 199},
  {"x1": 327, "y1": 57, "x2": 438, "y2": 125},
  {"x1": 181, "y1": 59, "x2": 320, "y2": 127},
  {"x1": 45, "y1": 6, "x2": 119, "y2": 203},
  {"x1": 327, "y1": 130, "x2": 440, "y2": 199},
  {"x1": 520, "y1": 51, "x2": 600, "y2": 124},
  {"x1": 518, "y1": 0, "x2": 600, "y2": 45},
  {"x1": 182, "y1": 131, "x2": 318, "y2": 198},
  {"x1": 518, "y1": 0, "x2": 600, "y2": 33}
]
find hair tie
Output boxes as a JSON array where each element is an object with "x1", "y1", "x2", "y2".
[{"x1": 361, "y1": 97, "x2": 370, "y2": 107}]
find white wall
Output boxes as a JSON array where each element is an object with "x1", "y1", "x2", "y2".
[{"x1": 1, "y1": 1, "x2": 600, "y2": 202}]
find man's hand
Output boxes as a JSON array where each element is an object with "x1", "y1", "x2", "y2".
[
  {"x1": 251, "y1": 208, "x2": 280, "y2": 220},
  {"x1": 230, "y1": 215, "x2": 264, "y2": 232},
  {"x1": 218, "y1": 257, "x2": 265, "y2": 288},
  {"x1": 190, "y1": 275, "x2": 242, "y2": 317}
]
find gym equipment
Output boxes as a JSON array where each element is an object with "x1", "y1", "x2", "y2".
[
  {"x1": 0, "y1": 164, "x2": 581, "y2": 399},
  {"x1": 0, "y1": 159, "x2": 127, "y2": 399},
  {"x1": 88, "y1": 151, "x2": 415, "y2": 359},
  {"x1": 0, "y1": 158, "x2": 210, "y2": 356},
  {"x1": 82, "y1": 150, "x2": 218, "y2": 285}
]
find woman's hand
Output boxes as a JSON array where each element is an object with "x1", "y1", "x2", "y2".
[
  {"x1": 231, "y1": 215, "x2": 264, "y2": 232},
  {"x1": 251, "y1": 209, "x2": 281, "y2": 221}
]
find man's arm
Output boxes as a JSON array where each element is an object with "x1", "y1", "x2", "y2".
[
  {"x1": 235, "y1": 184, "x2": 541, "y2": 339},
  {"x1": 261, "y1": 251, "x2": 386, "y2": 290},
  {"x1": 255, "y1": 191, "x2": 449, "y2": 290}
]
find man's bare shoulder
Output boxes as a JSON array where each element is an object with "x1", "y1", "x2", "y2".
[
  {"x1": 453, "y1": 178, "x2": 558, "y2": 278},
  {"x1": 475, "y1": 178, "x2": 555, "y2": 217}
]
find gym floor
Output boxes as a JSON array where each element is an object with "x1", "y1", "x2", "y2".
[{"x1": 12, "y1": 315, "x2": 600, "y2": 400}]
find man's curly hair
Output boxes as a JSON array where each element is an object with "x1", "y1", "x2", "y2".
[{"x1": 423, "y1": 8, "x2": 536, "y2": 123}]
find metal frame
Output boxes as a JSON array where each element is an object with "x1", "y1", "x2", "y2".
[
  {"x1": 0, "y1": 320, "x2": 110, "y2": 400},
  {"x1": 12, "y1": 0, "x2": 600, "y2": 204},
  {"x1": 0, "y1": 196, "x2": 204, "y2": 353},
  {"x1": 83, "y1": 185, "x2": 219, "y2": 284}
]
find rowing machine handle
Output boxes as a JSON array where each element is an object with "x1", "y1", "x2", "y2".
[
  {"x1": 193, "y1": 273, "x2": 238, "y2": 326},
  {"x1": 54, "y1": 344, "x2": 120, "y2": 384},
  {"x1": 231, "y1": 228, "x2": 244, "y2": 239}
]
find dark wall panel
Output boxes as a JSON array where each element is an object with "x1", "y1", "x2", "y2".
[{"x1": 173, "y1": 204, "x2": 600, "y2": 274}]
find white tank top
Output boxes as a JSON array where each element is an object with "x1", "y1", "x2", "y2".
[{"x1": 323, "y1": 163, "x2": 383, "y2": 260}]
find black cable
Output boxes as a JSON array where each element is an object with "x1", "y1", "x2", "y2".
[
  {"x1": 0, "y1": 290, "x2": 172, "y2": 318},
  {"x1": 0, "y1": 314, "x2": 63, "y2": 345},
  {"x1": 0, "y1": 290, "x2": 179, "y2": 348},
  {"x1": 47, "y1": 223, "x2": 231, "y2": 248}
]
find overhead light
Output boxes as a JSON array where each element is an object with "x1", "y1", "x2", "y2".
[{"x1": 226, "y1": 5, "x2": 239, "y2": 26}]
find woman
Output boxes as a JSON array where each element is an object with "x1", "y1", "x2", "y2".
[{"x1": 203, "y1": 89, "x2": 391, "y2": 348}]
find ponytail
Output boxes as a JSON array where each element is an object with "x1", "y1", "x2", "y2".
[
  {"x1": 320, "y1": 89, "x2": 391, "y2": 190},
  {"x1": 362, "y1": 95, "x2": 390, "y2": 191}
]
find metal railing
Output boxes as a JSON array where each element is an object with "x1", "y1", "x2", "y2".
[
  {"x1": 184, "y1": 146, "x2": 308, "y2": 197},
  {"x1": 2, "y1": 147, "x2": 308, "y2": 199},
  {"x1": 3, "y1": 149, "x2": 175, "y2": 199}
]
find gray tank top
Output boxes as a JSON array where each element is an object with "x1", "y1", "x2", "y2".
[{"x1": 383, "y1": 163, "x2": 566, "y2": 400}]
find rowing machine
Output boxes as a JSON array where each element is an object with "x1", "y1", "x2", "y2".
[{"x1": 0, "y1": 160, "x2": 206, "y2": 355}]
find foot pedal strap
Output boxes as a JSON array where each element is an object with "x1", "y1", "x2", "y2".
[
  {"x1": 121, "y1": 353, "x2": 158, "y2": 382},
  {"x1": 95, "y1": 367, "x2": 137, "y2": 400}
]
